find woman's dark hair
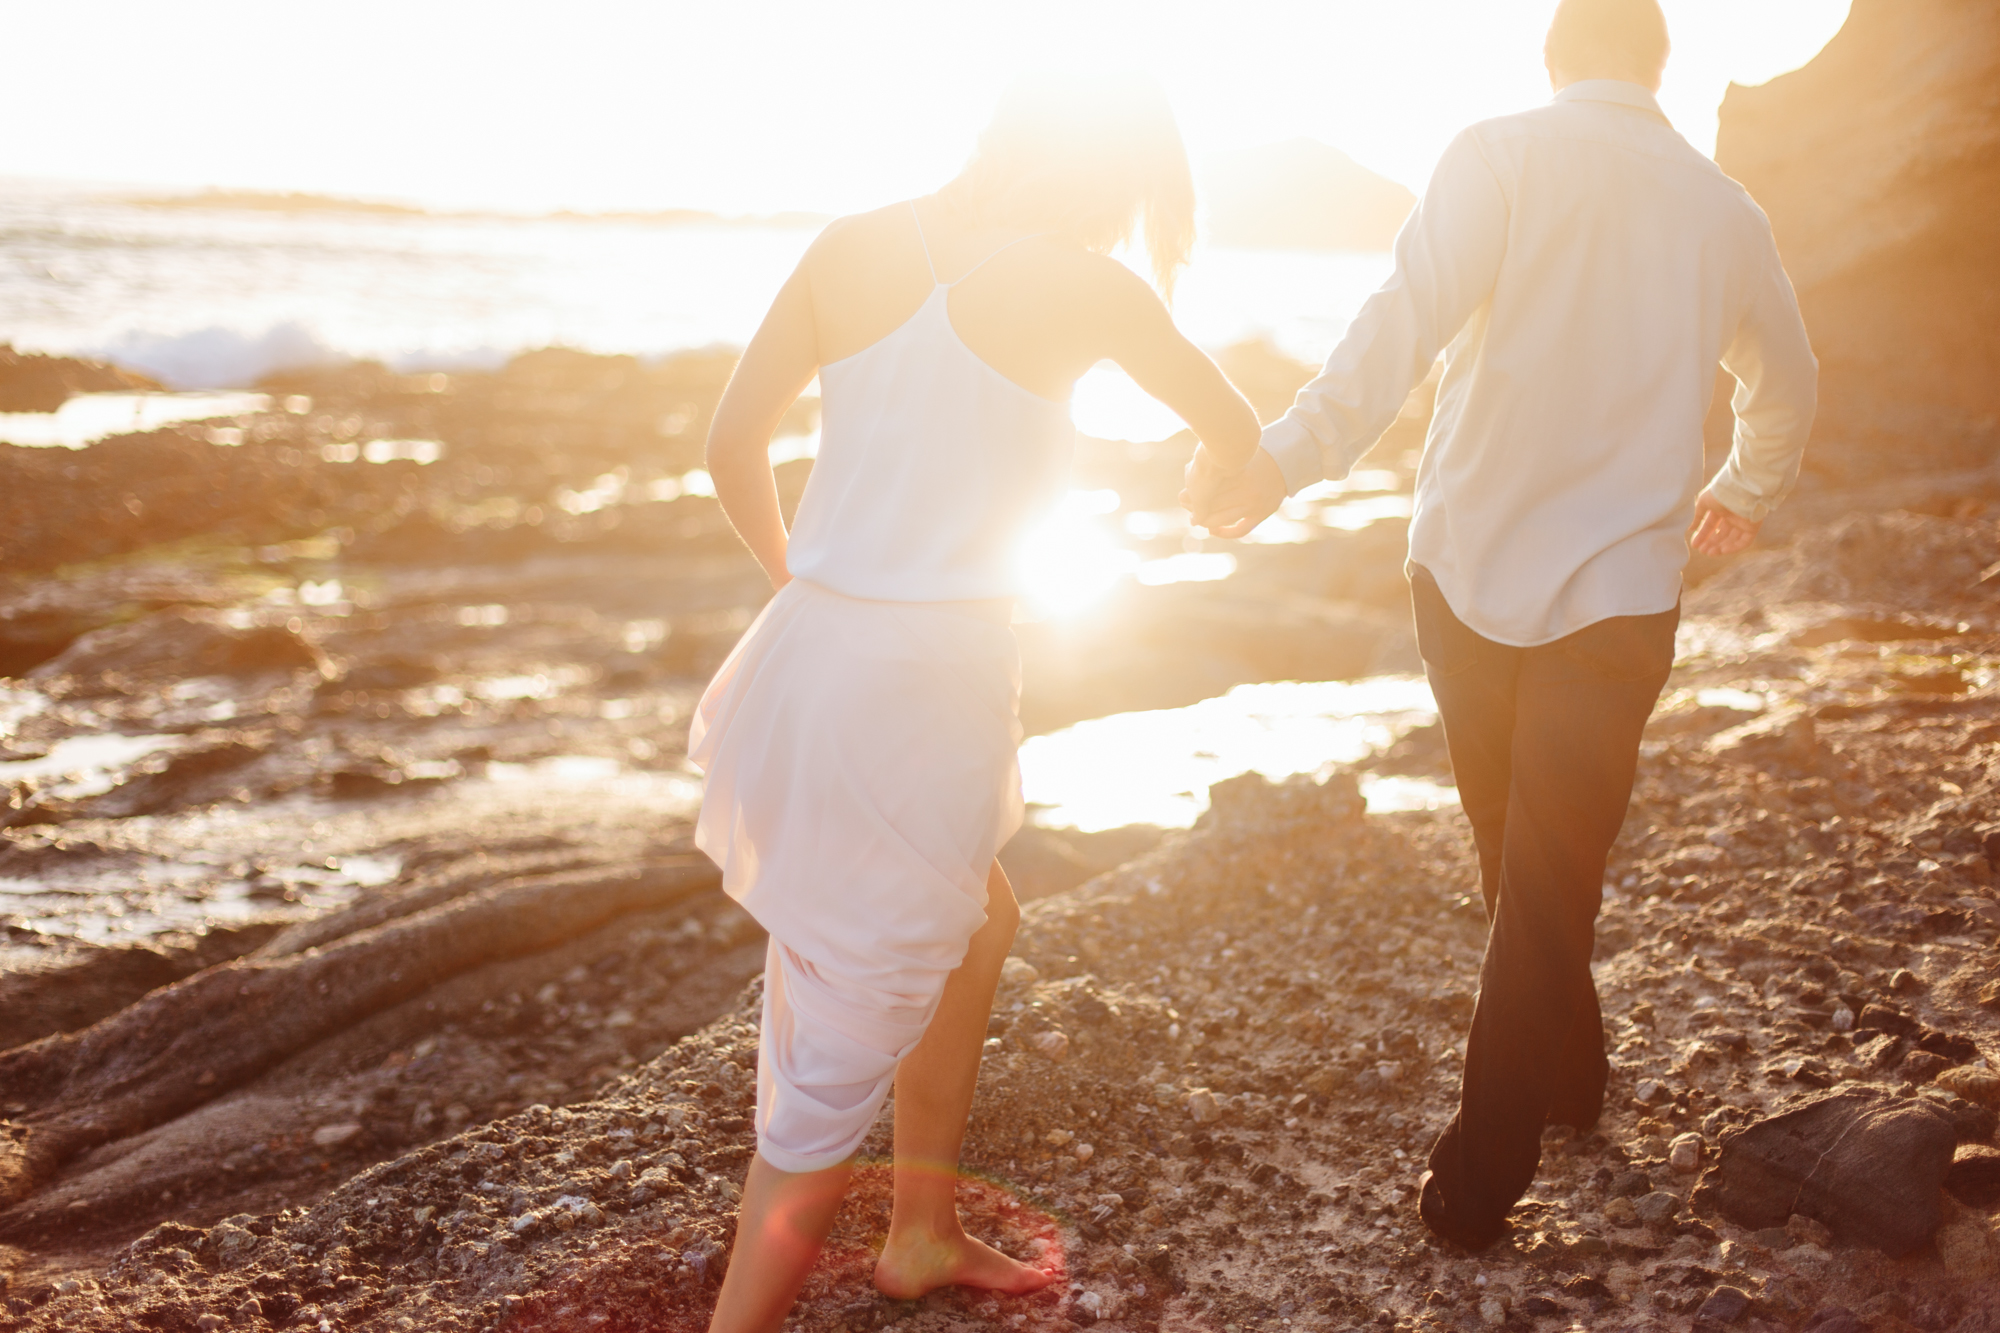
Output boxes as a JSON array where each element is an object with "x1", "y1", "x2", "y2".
[
  {"x1": 941, "y1": 72, "x2": 1196, "y2": 300},
  {"x1": 1545, "y1": 0, "x2": 1670, "y2": 82}
]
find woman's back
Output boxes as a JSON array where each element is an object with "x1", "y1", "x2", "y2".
[{"x1": 785, "y1": 200, "x2": 1083, "y2": 603}]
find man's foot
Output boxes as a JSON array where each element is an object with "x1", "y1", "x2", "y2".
[
  {"x1": 1417, "y1": 1170, "x2": 1506, "y2": 1253},
  {"x1": 874, "y1": 1228, "x2": 1055, "y2": 1299}
]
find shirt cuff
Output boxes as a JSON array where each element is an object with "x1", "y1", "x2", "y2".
[
  {"x1": 1705, "y1": 470, "x2": 1776, "y2": 524},
  {"x1": 1259, "y1": 418, "x2": 1324, "y2": 496}
]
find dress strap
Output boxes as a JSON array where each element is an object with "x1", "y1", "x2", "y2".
[
  {"x1": 909, "y1": 202, "x2": 940, "y2": 285},
  {"x1": 945, "y1": 232, "x2": 1047, "y2": 286}
]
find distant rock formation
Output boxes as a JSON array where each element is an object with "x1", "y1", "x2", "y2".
[
  {"x1": 1715, "y1": 0, "x2": 2000, "y2": 475},
  {"x1": 0, "y1": 346, "x2": 158, "y2": 413},
  {"x1": 1202, "y1": 139, "x2": 1416, "y2": 253}
]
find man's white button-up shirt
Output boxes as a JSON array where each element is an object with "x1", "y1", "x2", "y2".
[{"x1": 1259, "y1": 80, "x2": 1818, "y2": 647}]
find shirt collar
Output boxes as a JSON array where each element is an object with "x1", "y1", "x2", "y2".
[{"x1": 1553, "y1": 79, "x2": 1669, "y2": 120}]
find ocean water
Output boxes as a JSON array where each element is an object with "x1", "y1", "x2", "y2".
[{"x1": 1, "y1": 178, "x2": 1392, "y2": 442}]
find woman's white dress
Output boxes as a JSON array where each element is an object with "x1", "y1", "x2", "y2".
[{"x1": 689, "y1": 211, "x2": 1072, "y2": 1171}]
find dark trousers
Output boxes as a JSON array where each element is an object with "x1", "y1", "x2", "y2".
[{"x1": 1413, "y1": 565, "x2": 1677, "y2": 1235}]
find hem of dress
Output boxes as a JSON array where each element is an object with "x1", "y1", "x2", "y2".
[{"x1": 755, "y1": 1135, "x2": 866, "y2": 1174}]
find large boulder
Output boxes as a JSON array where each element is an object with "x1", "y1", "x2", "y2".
[
  {"x1": 1690, "y1": 1088, "x2": 1958, "y2": 1256},
  {"x1": 1714, "y1": 0, "x2": 2000, "y2": 477}
]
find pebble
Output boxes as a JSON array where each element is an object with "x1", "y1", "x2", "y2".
[
  {"x1": 1935, "y1": 1213, "x2": 2000, "y2": 1281},
  {"x1": 1634, "y1": 1191, "x2": 1681, "y2": 1225},
  {"x1": 1000, "y1": 957, "x2": 1039, "y2": 987},
  {"x1": 1032, "y1": 1030, "x2": 1070, "y2": 1060},
  {"x1": 1668, "y1": 1132, "x2": 1704, "y2": 1173},
  {"x1": 310, "y1": 1123, "x2": 362, "y2": 1148},
  {"x1": 1696, "y1": 1285, "x2": 1752, "y2": 1324},
  {"x1": 195, "y1": 1317, "x2": 226, "y2": 1332},
  {"x1": 1831, "y1": 1006, "x2": 1855, "y2": 1031},
  {"x1": 1477, "y1": 1296, "x2": 1508, "y2": 1326},
  {"x1": 1935, "y1": 1066, "x2": 2000, "y2": 1107},
  {"x1": 1603, "y1": 1197, "x2": 1638, "y2": 1227},
  {"x1": 1045, "y1": 1128, "x2": 1074, "y2": 1147},
  {"x1": 1185, "y1": 1088, "x2": 1222, "y2": 1124},
  {"x1": 1074, "y1": 1143, "x2": 1095, "y2": 1163},
  {"x1": 1634, "y1": 1079, "x2": 1666, "y2": 1105}
]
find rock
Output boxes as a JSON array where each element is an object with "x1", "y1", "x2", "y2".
[
  {"x1": 1804, "y1": 1312, "x2": 1867, "y2": 1333},
  {"x1": 1935, "y1": 1066, "x2": 2000, "y2": 1108},
  {"x1": 310, "y1": 1123, "x2": 362, "y2": 1148},
  {"x1": 998, "y1": 957, "x2": 1039, "y2": 988},
  {"x1": 1947, "y1": 1145, "x2": 2000, "y2": 1207},
  {"x1": 0, "y1": 345, "x2": 156, "y2": 411},
  {"x1": 1635, "y1": 1192, "x2": 1681, "y2": 1225},
  {"x1": 1691, "y1": 1089, "x2": 1957, "y2": 1256},
  {"x1": 1610, "y1": 1169, "x2": 1652, "y2": 1198},
  {"x1": 31, "y1": 607, "x2": 330, "y2": 690},
  {"x1": 1670, "y1": 1133, "x2": 1705, "y2": 1174},
  {"x1": 1635, "y1": 1079, "x2": 1667, "y2": 1105},
  {"x1": 1856, "y1": 1003, "x2": 1916, "y2": 1037},
  {"x1": 205, "y1": 1222, "x2": 258, "y2": 1268},
  {"x1": 195, "y1": 1316, "x2": 225, "y2": 1332},
  {"x1": 1697, "y1": 1285, "x2": 1753, "y2": 1324},
  {"x1": 1031, "y1": 1030, "x2": 1069, "y2": 1061},
  {"x1": 1935, "y1": 1211, "x2": 2000, "y2": 1281},
  {"x1": 1602, "y1": 1197, "x2": 1639, "y2": 1227},
  {"x1": 1901, "y1": 1050, "x2": 1950, "y2": 1084},
  {"x1": 1923, "y1": 1090, "x2": 2000, "y2": 1143},
  {"x1": 1185, "y1": 1088, "x2": 1223, "y2": 1125},
  {"x1": 1857, "y1": 1033, "x2": 1904, "y2": 1069},
  {"x1": 1477, "y1": 1296, "x2": 1508, "y2": 1326}
]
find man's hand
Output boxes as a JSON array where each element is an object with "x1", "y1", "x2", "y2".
[
  {"x1": 1182, "y1": 447, "x2": 1288, "y2": 538},
  {"x1": 1687, "y1": 486, "x2": 1760, "y2": 556}
]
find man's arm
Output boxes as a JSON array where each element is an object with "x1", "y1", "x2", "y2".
[
  {"x1": 1703, "y1": 232, "x2": 1818, "y2": 527},
  {"x1": 1190, "y1": 129, "x2": 1510, "y2": 533}
]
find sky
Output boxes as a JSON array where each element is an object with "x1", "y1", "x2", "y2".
[{"x1": 1, "y1": 0, "x2": 1851, "y2": 214}]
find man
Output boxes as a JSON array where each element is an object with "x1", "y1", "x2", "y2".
[{"x1": 1188, "y1": 0, "x2": 1816, "y2": 1249}]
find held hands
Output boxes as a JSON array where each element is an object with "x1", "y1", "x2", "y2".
[
  {"x1": 1687, "y1": 486, "x2": 1761, "y2": 556},
  {"x1": 1181, "y1": 446, "x2": 1288, "y2": 539}
]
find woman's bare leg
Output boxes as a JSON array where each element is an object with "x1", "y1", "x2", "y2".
[
  {"x1": 707, "y1": 1152, "x2": 853, "y2": 1333},
  {"x1": 875, "y1": 862, "x2": 1055, "y2": 1298}
]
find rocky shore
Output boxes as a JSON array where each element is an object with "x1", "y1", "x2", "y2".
[
  {"x1": 4, "y1": 496, "x2": 1999, "y2": 1332},
  {"x1": 1, "y1": 2, "x2": 1997, "y2": 1326}
]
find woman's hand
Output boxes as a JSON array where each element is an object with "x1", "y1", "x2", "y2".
[{"x1": 1184, "y1": 448, "x2": 1287, "y2": 538}]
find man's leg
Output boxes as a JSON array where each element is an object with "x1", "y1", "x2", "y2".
[
  {"x1": 1408, "y1": 568, "x2": 1520, "y2": 915},
  {"x1": 1423, "y1": 603, "x2": 1677, "y2": 1244}
]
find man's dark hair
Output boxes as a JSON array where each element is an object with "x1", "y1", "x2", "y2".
[{"x1": 1545, "y1": 0, "x2": 1670, "y2": 82}]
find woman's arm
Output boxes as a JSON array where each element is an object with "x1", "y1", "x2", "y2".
[
  {"x1": 706, "y1": 259, "x2": 820, "y2": 590},
  {"x1": 1093, "y1": 267, "x2": 1261, "y2": 476}
]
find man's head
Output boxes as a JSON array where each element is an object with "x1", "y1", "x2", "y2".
[{"x1": 1545, "y1": 0, "x2": 1670, "y2": 92}]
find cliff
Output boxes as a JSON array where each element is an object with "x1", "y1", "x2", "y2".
[{"x1": 1715, "y1": 0, "x2": 2000, "y2": 477}]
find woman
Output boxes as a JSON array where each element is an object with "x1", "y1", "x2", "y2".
[{"x1": 690, "y1": 73, "x2": 1260, "y2": 1329}]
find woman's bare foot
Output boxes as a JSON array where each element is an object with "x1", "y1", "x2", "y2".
[{"x1": 874, "y1": 1227, "x2": 1055, "y2": 1299}]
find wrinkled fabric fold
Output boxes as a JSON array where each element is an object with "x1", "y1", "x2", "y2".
[{"x1": 689, "y1": 578, "x2": 1023, "y2": 1171}]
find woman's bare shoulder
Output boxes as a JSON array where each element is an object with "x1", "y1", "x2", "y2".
[{"x1": 803, "y1": 203, "x2": 916, "y2": 267}]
